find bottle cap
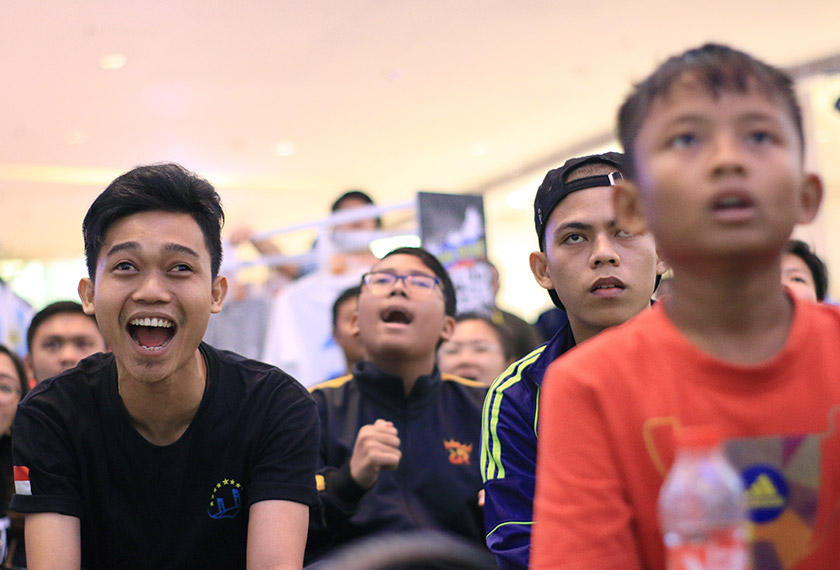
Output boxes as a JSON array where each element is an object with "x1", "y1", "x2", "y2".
[{"x1": 674, "y1": 425, "x2": 724, "y2": 449}]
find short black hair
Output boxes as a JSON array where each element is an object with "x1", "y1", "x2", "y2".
[
  {"x1": 0, "y1": 344, "x2": 29, "y2": 398},
  {"x1": 83, "y1": 163, "x2": 225, "y2": 279},
  {"x1": 785, "y1": 240, "x2": 829, "y2": 301},
  {"x1": 27, "y1": 301, "x2": 96, "y2": 353},
  {"x1": 453, "y1": 312, "x2": 515, "y2": 362},
  {"x1": 618, "y1": 43, "x2": 804, "y2": 180},
  {"x1": 378, "y1": 246, "x2": 457, "y2": 317},
  {"x1": 332, "y1": 285, "x2": 361, "y2": 328},
  {"x1": 331, "y1": 189, "x2": 382, "y2": 228}
]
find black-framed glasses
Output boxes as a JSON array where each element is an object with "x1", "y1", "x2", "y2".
[{"x1": 361, "y1": 271, "x2": 441, "y2": 296}]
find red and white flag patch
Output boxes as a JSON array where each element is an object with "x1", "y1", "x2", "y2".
[{"x1": 13, "y1": 466, "x2": 31, "y2": 495}]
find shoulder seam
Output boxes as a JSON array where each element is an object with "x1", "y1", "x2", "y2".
[
  {"x1": 441, "y1": 373, "x2": 486, "y2": 388},
  {"x1": 309, "y1": 374, "x2": 354, "y2": 392}
]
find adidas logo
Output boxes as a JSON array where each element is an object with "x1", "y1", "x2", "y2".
[{"x1": 748, "y1": 473, "x2": 785, "y2": 509}]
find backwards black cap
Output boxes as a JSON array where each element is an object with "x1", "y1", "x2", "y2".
[
  {"x1": 533, "y1": 151, "x2": 626, "y2": 311},
  {"x1": 534, "y1": 151, "x2": 625, "y2": 251}
]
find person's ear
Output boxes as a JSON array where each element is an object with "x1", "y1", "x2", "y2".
[
  {"x1": 654, "y1": 248, "x2": 669, "y2": 276},
  {"x1": 210, "y1": 275, "x2": 228, "y2": 314},
  {"x1": 795, "y1": 173, "x2": 823, "y2": 225},
  {"x1": 439, "y1": 315, "x2": 456, "y2": 342},
  {"x1": 349, "y1": 308, "x2": 360, "y2": 336},
  {"x1": 350, "y1": 310, "x2": 360, "y2": 339},
  {"x1": 23, "y1": 354, "x2": 34, "y2": 380},
  {"x1": 614, "y1": 180, "x2": 648, "y2": 235},
  {"x1": 529, "y1": 251, "x2": 554, "y2": 291},
  {"x1": 78, "y1": 278, "x2": 96, "y2": 315}
]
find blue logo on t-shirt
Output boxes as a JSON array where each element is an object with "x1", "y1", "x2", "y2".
[
  {"x1": 742, "y1": 464, "x2": 788, "y2": 524},
  {"x1": 208, "y1": 478, "x2": 243, "y2": 519}
]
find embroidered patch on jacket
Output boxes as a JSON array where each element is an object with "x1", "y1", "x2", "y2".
[
  {"x1": 208, "y1": 478, "x2": 243, "y2": 519},
  {"x1": 444, "y1": 439, "x2": 473, "y2": 465}
]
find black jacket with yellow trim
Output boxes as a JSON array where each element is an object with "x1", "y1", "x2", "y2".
[{"x1": 305, "y1": 361, "x2": 488, "y2": 562}]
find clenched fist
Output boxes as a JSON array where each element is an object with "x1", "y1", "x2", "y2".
[{"x1": 349, "y1": 419, "x2": 402, "y2": 489}]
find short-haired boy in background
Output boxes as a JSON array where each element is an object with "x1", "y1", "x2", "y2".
[
  {"x1": 330, "y1": 285, "x2": 364, "y2": 374},
  {"x1": 782, "y1": 239, "x2": 828, "y2": 302},
  {"x1": 25, "y1": 301, "x2": 105, "y2": 384}
]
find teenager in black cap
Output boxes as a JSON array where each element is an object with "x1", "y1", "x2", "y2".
[{"x1": 480, "y1": 152, "x2": 666, "y2": 570}]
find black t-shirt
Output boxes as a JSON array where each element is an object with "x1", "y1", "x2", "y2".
[{"x1": 11, "y1": 343, "x2": 319, "y2": 570}]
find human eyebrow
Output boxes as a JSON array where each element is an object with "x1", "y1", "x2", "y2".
[
  {"x1": 372, "y1": 266, "x2": 415, "y2": 275},
  {"x1": 739, "y1": 111, "x2": 782, "y2": 124},
  {"x1": 40, "y1": 334, "x2": 64, "y2": 343},
  {"x1": 664, "y1": 113, "x2": 706, "y2": 126},
  {"x1": 555, "y1": 219, "x2": 622, "y2": 234},
  {"x1": 783, "y1": 267, "x2": 810, "y2": 277},
  {"x1": 554, "y1": 221, "x2": 594, "y2": 234},
  {"x1": 105, "y1": 241, "x2": 140, "y2": 257},
  {"x1": 162, "y1": 243, "x2": 200, "y2": 258}
]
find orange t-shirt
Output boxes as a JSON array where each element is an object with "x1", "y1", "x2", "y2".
[{"x1": 532, "y1": 298, "x2": 840, "y2": 570}]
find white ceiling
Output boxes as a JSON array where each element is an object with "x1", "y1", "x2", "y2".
[{"x1": 2, "y1": 0, "x2": 840, "y2": 265}]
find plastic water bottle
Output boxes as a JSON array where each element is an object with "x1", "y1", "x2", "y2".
[{"x1": 658, "y1": 425, "x2": 751, "y2": 570}]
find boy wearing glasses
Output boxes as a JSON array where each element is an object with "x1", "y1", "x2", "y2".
[{"x1": 306, "y1": 246, "x2": 488, "y2": 562}]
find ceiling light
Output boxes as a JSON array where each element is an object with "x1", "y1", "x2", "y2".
[
  {"x1": 273, "y1": 141, "x2": 296, "y2": 157},
  {"x1": 99, "y1": 53, "x2": 127, "y2": 70}
]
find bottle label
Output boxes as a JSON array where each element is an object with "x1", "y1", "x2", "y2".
[{"x1": 665, "y1": 528, "x2": 750, "y2": 570}]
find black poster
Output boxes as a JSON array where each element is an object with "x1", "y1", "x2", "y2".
[{"x1": 417, "y1": 191, "x2": 493, "y2": 315}]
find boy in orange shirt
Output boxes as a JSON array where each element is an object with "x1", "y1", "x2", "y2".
[{"x1": 532, "y1": 43, "x2": 838, "y2": 569}]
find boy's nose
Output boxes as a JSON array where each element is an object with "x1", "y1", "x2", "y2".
[
  {"x1": 590, "y1": 234, "x2": 619, "y2": 267},
  {"x1": 710, "y1": 134, "x2": 747, "y2": 176},
  {"x1": 387, "y1": 280, "x2": 409, "y2": 298},
  {"x1": 59, "y1": 346, "x2": 82, "y2": 369}
]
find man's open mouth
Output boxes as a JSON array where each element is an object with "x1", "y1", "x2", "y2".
[
  {"x1": 591, "y1": 277, "x2": 625, "y2": 293},
  {"x1": 711, "y1": 190, "x2": 755, "y2": 213},
  {"x1": 381, "y1": 308, "x2": 413, "y2": 325},
  {"x1": 128, "y1": 317, "x2": 176, "y2": 350}
]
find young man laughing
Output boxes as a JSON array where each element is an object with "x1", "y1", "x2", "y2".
[{"x1": 11, "y1": 163, "x2": 319, "y2": 570}]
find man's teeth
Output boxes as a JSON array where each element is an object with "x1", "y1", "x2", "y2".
[
  {"x1": 130, "y1": 317, "x2": 173, "y2": 328},
  {"x1": 596, "y1": 284, "x2": 618, "y2": 289}
]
